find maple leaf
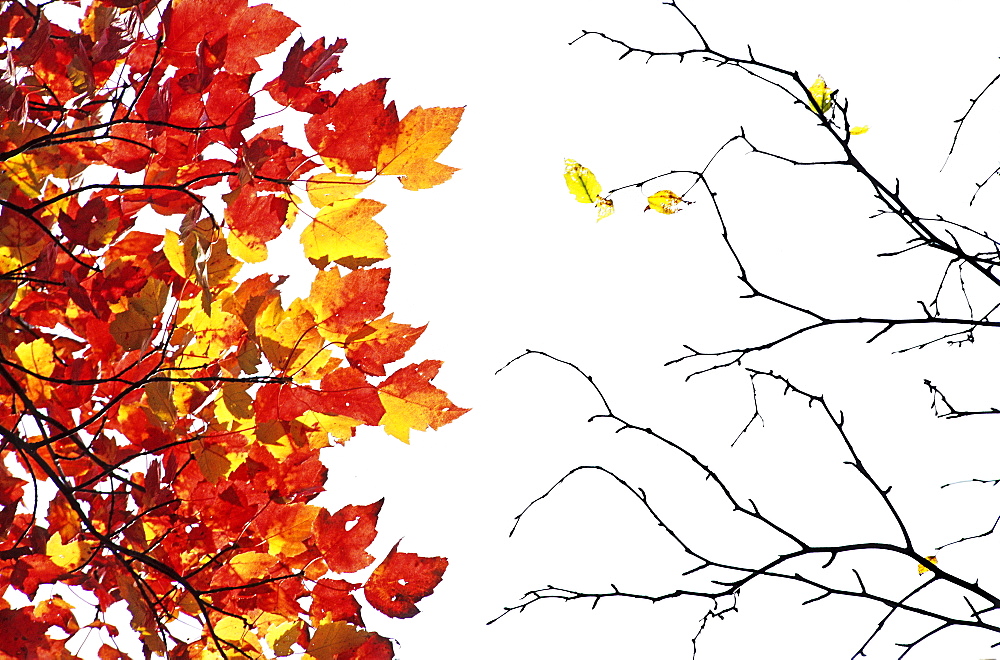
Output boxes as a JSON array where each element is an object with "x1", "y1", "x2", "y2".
[
  {"x1": 0, "y1": 608, "x2": 58, "y2": 659},
  {"x1": 377, "y1": 360, "x2": 469, "y2": 442},
  {"x1": 10, "y1": 555, "x2": 65, "y2": 598},
  {"x1": 307, "y1": 79, "x2": 400, "y2": 173},
  {"x1": 45, "y1": 533, "x2": 92, "y2": 571},
  {"x1": 364, "y1": 542, "x2": 448, "y2": 618},
  {"x1": 314, "y1": 500, "x2": 383, "y2": 573},
  {"x1": 309, "y1": 578, "x2": 364, "y2": 627},
  {"x1": 306, "y1": 267, "x2": 390, "y2": 339},
  {"x1": 162, "y1": 0, "x2": 297, "y2": 74},
  {"x1": 377, "y1": 106, "x2": 465, "y2": 190},
  {"x1": 301, "y1": 198, "x2": 390, "y2": 270},
  {"x1": 265, "y1": 36, "x2": 346, "y2": 114},
  {"x1": 345, "y1": 314, "x2": 426, "y2": 376},
  {"x1": 13, "y1": 338, "x2": 55, "y2": 400}
]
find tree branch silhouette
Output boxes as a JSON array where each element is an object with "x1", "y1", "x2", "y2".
[{"x1": 495, "y1": 2, "x2": 1000, "y2": 657}]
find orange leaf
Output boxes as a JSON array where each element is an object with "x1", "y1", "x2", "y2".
[
  {"x1": 377, "y1": 106, "x2": 464, "y2": 190},
  {"x1": 307, "y1": 267, "x2": 389, "y2": 338},
  {"x1": 377, "y1": 361, "x2": 468, "y2": 442}
]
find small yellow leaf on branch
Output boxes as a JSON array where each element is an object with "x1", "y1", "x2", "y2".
[
  {"x1": 808, "y1": 76, "x2": 832, "y2": 114},
  {"x1": 564, "y1": 160, "x2": 616, "y2": 221},
  {"x1": 564, "y1": 159, "x2": 602, "y2": 203},
  {"x1": 645, "y1": 190, "x2": 687, "y2": 215},
  {"x1": 917, "y1": 555, "x2": 938, "y2": 575},
  {"x1": 849, "y1": 125, "x2": 869, "y2": 135}
]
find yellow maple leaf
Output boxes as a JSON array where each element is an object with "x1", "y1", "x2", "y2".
[
  {"x1": 227, "y1": 227, "x2": 269, "y2": 263},
  {"x1": 34, "y1": 597, "x2": 79, "y2": 635},
  {"x1": 301, "y1": 198, "x2": 389, "y2": 270},
  {"x1": 143, "y1": 378, "x2": 177, "y2": 426},
  {"x1": 46, "y1": 533, "x2": 90, "y2": 570},
  {"x1": 377, "y1": 106, "x2": 464, "y2": 190},
  {"x1": 256, "y1": 298, "x2": 331, "y2": 378},
  {"x1": 14, "y1": 338, "x2": 54, "y2": 400},
  {"x1": 850, "y1": 125, "x2": 870, "y2": 135},
  {"x1": 163, "y1": 228, "x2": 199, "y2": 281}
]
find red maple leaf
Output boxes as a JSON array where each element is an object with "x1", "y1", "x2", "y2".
[{"x1": 363, "y1": 542, "x2": 448, "y2": 619}]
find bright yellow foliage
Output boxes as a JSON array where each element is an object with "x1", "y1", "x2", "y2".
[
  {"x1": 645, "y1": 190, "x2": 686, "y2": 215},
  {"x1": 808, "y1": 76, "x2": 832, "y2": 114},
  {"x1": 14, "y1": 338, "x2": 55, "y2": 400},
  {"x1": 46, "y1": 534, "x2": 94, "y2": 571},
  {"x1": 301, "y1": 198, "x2": 390, "y2": 269},
  {"x1": 564, "y1": 159, "x2": 602, "y2": 203}
]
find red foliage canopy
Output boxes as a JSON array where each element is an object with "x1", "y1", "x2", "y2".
[{"x1": 0, "y1": 0, "x2": 466, "y2": 657}]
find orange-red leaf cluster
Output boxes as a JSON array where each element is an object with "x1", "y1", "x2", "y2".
[{"x1": 0, "y1": 0, "x2": 466, "y2": 657}]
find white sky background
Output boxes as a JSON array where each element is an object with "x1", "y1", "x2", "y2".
[
  {"x1": 40, "y1": 0, "x2": 1000, "y2": 658},
  {"x1": 255, "y1": 1, "x2": 1000, "y2": 659}
]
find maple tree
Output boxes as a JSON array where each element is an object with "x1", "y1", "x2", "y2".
[
  {"x1": 491, "y1": 2, "x2": 1000, "y2": 658},
  {"x1": 0, "y1": 0, "x2": 466, "y2": 657}
]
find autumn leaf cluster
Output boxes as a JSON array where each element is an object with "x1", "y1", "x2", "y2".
[{"x1": 0, "y1": 0, "x2": 465, "y2": 658}]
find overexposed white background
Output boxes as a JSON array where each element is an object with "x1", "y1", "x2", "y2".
[{"x1": 257, "y1": 1, "x2": 1000, "y2": 658}]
